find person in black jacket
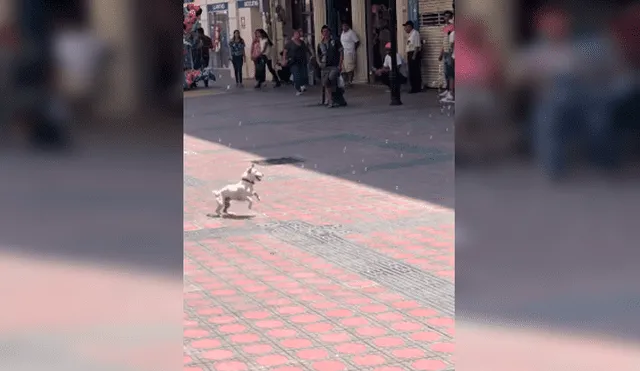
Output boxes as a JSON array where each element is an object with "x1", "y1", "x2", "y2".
[{"x1": 316, "y1": 25, "x2": 346, "y2": 107}]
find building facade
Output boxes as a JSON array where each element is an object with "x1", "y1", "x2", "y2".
[
  {"x1": 189, "y1": 0, "x2": 293, "y2": 80},
  {"x1": 311, "y1": 0, "x2": 423, "y2": 85}
]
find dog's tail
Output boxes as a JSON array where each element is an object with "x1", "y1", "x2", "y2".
[{"x1": 213, "y1": 190, "x2": 220, "y2": 196}]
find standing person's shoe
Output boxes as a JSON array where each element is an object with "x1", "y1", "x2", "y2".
[
  {"x1": 300, "y1": 85, "x2": 307, "y2": 92},
  {"x1": 296, "y1": 91, "x2": 303, "y2": 96},
  {"x1": 254, "y1": 83, "x2": 262, "y2": 89},
  {"x1": 274, "y1": 81, "x2": 281, "y2": 87}
]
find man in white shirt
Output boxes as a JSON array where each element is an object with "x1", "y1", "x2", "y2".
[
  {"x1": 373, "y1": 42, "x2": 407, "y2": 89},
  {"x1": 403, "y1": 20, "x2": 422, "y2": 93},
  {"x1": 340, "y1": 22, "x2": 360, "y2": 86}
]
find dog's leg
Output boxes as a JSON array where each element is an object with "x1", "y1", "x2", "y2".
[
  {"x1": 245, "y1": 196, "x2": 254, "y2": 210},
  {"x1": 214, "y1": 194, "x2": 224, "y2": 215},
  {"x1": 213, "y1": 191, "x2": 224, "y2": 216},
  {"x1": 222, "y1": 197, "x2": 231, "y2": 214},
  {"x1": 253, "y1": 192, "x2": 260, "y2": 201}
]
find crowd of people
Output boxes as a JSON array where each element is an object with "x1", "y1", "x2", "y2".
[
  {"x1": 190, "y1": 16, "x2": 460, "y2": 107},
  {"x1": 220, "y1": 25, "x2": 349, "y2": 107}
]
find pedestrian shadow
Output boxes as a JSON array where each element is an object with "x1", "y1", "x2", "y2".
[{"x1": 206, "y1": 213, "x2": 256, "y2": 220}]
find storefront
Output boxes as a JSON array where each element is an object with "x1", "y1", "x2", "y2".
[
  {"x1": 236, "y1": 0, "x2": 263, "y2": 78},
  {"x1": 313, "y1": 0, "x2": 418, "y2": 84},
  {"x1": 207, "y1": 2, "x2": 231, "y2": 68}
]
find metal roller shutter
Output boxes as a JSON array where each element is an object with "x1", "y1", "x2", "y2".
[{"x1": 418, "y1": 0, "x2": 452, "y2": 89}]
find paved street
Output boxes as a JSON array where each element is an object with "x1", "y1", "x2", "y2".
[{"x1": 183, "y1": 83, "x2": 454, "y2": 371}]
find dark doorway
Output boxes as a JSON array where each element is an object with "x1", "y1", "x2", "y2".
[
  {"x1": 365, "y1": 0, "x2": 392, "y2": 82},
  {"x1": 290, "y1": 0, "x2": 314, "y2": 39},
  {"x1": 327, "y1": 0, "x2": 352, "y2": 37}
]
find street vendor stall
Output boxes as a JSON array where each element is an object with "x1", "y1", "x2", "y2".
[{"x1": 183, "y1": 3, "x2": 215, "y2": 90}]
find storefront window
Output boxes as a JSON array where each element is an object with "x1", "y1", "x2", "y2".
[{"x1": 207, "y1": 4, "x2": 230, "y2": 68}]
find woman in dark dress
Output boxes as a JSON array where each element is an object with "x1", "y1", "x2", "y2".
[{"x1": 282, "y1": 29, "x2": 310, "y2": 95}]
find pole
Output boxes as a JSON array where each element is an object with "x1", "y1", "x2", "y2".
[{"x1": 388, "y1": 0, "x2": 402, "y2": 105}]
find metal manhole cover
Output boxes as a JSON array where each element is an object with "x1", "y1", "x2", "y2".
[{"x1": 252, "y1": 157, "x2": 305, "y2": 166}]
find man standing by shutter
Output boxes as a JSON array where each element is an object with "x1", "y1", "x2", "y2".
[
  {"x1": 439, "y1": 10, "x2": 455, "y2": 101},
  {"x1": 403, "y1": 20, "x2": 422, "y2": 93}
]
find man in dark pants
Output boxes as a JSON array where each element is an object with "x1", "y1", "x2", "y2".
[
  {"x1": 403, "y1": 21, "x2": 422, "y2": 93},
  {"x1": 198, "y1": 28, "x2": 212, "y2": 69}
]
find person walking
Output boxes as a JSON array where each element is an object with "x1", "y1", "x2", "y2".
[
  {"x1": 403, "y1": 20, "x2": 422, "y2": 93},
  {"x1": 340, "y1": 22, "x2": 359, "y2": 86},
  {"x1": 229, "y1": 30, "x2": 246, "y2": 87},
  {"x1": 256, "y1": 29, "x2": 281, "y2": 88},
  {"x1": 251, "y1": 30, "x2": 266, "y2": 88},
  {"x1": 282, "y1": 29, "x2": 310, "y2": 95}
]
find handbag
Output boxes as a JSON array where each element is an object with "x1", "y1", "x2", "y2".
[{"x1": 251, "y1": 40, "x2": 262, "y2": 60}]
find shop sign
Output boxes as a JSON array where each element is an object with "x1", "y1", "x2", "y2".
[
  {"x1": 208, "y1": 3, "x2": 229, "y2": 12},
  {"x1": 237, "y1": 0, "x2": 260, "y2": 8}
]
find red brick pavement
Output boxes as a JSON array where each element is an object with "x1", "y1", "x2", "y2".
[{"x1": 184, "y1": 131, "x2": 454, "y2": 370}]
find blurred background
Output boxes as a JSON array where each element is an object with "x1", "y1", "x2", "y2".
[
  {"x1": 0, "y1": 0, "x2": 183, "y2": 370},
  {"x1": 2, "y1": 0, "x2": 640, "y2": 369},
  {"x1": 456, "y1": 0, "x2": 640, "y2": 370},
  {"x1": 0, "y1": 0, "x2": 182, "y2": 149},
  {"x1": 456, "y1": 0, "x2": 639, "y2": 172}
]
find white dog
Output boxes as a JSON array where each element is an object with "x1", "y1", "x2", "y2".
[{"x1": 213, "y1": 164, "x2": 264, "y2": 216}]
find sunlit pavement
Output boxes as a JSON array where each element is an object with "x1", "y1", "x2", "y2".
[
  {"x1": 183, "y1": 86, "x2": 455, "y2": 370},
  {"x1": 1, "y1": 143, "x2": 183, "y2": 371}
]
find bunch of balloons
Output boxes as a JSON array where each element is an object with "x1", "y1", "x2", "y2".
[
  {"x1": 185, "y1": 69, "x2": 202, "y2": 87},
  {"x1": 184, "y1": 4, "x2": 203, "y2": 34}
]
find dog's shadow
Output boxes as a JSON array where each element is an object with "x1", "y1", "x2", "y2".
[{"x1": 206, "y1": 213, "x2": 256, "y2": 220}]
